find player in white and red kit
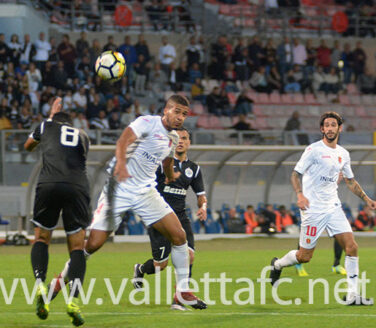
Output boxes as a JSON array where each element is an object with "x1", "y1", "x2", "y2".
[{"x1": 270, "y1": 111, "x2": 375, "y2": 306}]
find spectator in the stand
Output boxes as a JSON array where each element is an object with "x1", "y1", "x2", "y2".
[
  {"x1": 168, "y1": 62, "x2": 178, "y2": 91},
  {"x1": 276, "y1": 36, "x2": 292, "y2": 76},
  {"x1": 304, "y1": 39, "x2": 316, "y2": 77},
  {"x1": 284, "y1": 64, "x2": 305, "y2": 93},
  {"x1": 232, "y1": 40, "x2": 249, "y2": 82},
  {"x1": 357, "y1": 68, "x2": 376, "y2": 94},
  {"x1": 264, "y1": 38, "x2": 277, "y2": 68},
  {"x1": 188, "y1": 62, "x2": 202, "y2": 83},
  {"x1": 104, "y1": 98, "x2": 115, "y2": 116},
  {"x1": 209, "y1": 35, "x2": 228, "y2": 80},
  {"x1": 118, "y1": 36, "x2": 137, "y2": 84},
  {"x1": 135, "y1": 34, "x2": 150, "y2": 63},
  {"x1": 108, "y1": 111, "x2": 121, "y2": 130},
  {"x1": 75, "y1": 31, "x2": 89, "y2": 58},
  {"x1": 20, "y1": 34, "x2": 36, "y2": 65},
  {"x1": 48, "y1": 37, "x2": 58, "y2": 65},
  {"x1": 77, "y1": 55, "x2": 91, "y2": 81},
  {"x1": 86, "y1": 93, "x2": 102, "y2": 120},
  {"x1": 276, "y1": 205, "x2": 297, "y2": 233},
  {"x1": 186, "y1": 36, "x2": 200, "y2": 69},
  {"x1": 352, "y1": 205, "x2": 374, "y2": 231},
  {"x1": 57, "y1": 34, "x2": 76, "y2": 77},
  {"x1": 72, "y1": 86, "x2": 87, "y2": 112},
  {"x1": 248, "y1": 36, "x2": 264, "y2": 72},
  {"x1": 6, "y1": 99, "x2": 20, "y2": 128},
  {"x1": 218, "y1": 89, "x2": 232, "y2": 117},
  {"x1": 331, "y1": 40, "x2": 342, "y2": 68},
  {"x1": 321, "y1": 67, "x2": 340, "y2": 94},
  {"x1": 244, "y1": 205, "x2": 258, "y2": 234},
  {"x1": 149, "y1": 62, "x2": 168, "y2": 99},
  {"x1": 90, "y1": 109, "x2": 109, "y2": 129},
  {"x1": 73, "y1": 111, "x2": 89, "y2": 131},
  {"x1": 206, "y1": 86, "x2": 222, "y2": 116},
  {"x1": 26, "y1": 62, "x2": 42, "y2": 92},
  {"x1": 129, "y1": 99, "x2": 146, "y2": 117},
  {"x1": 352, "y1": 41, "x2": 367, "y2": 80},
  {"x1": 267, "y1": 64, "x2": 282, "y2": 92},
  {"x1": 17, "y1": 105, "x2": 32, "y2": 129},
  {"x1": 341, "y1": 43, "x2": 354, "y2": 84},
  {"x1": 234, "y1": 91, "x2": 253, "y2": 116},
  {"x1": 316, "y1": 39, "x2": 331, "y2": 70},
  {"x1": 159, "y1": 36, "x2": 176, "y2": 76},
  {"x1": 134, "y1": 54, "x2": 148, "y2": 96},
  {"x1": 120, "y1": 106, "x2": 135, "y2": 128},
  {"x1": 191, "y1": 77, "x2": 205, "y2": 103},
  {"x1": 176, "y1": 61, "x2": 190, "y2": 87},
  {"x1": 284, "y1": 110, "x2": 301, "y2": 131},
  {"x1": 312, "y1": 64, "x2": 325, "y2": 93},
  {"x1": 102, "y1": 35, "x2": 117, "y2": 52},
  {"x1": 88, "y1": 39, "x2": 102, "y2": 68},
  {"x1": 0, "y1": 108, "x2": 12, "y2": 130},
  {"x1": 63, "y1": 89, "x2": 74, "y2": 111},
  {"x1": 34, "y1": 32, "x2": 51, "y2": 71},
  {"x1": 0, "y1": 33, "x2": 10, "y2": 64},
  {"x1": 292, "y1": 38, "x2": 307, "y2": 66},
  {"x1": 231, "y1": 113, "x2": 254, "y2": 130},
  {"x1": 227, "y1": 208, "x2": 245, "y2": 233},
  {"x1": 53, "y1": 60, "x2": 68, "y2": 90},
  {"x1": 146, "y1": 0, "x2": 163, "y2": 31},
  {"x1": 197, "y1": 35, "x2": 207, "y2": 75},
  {"x1": 8, "y1": 34, "x2": 22, "y2": 67},
  {"x1": 250, "y1": 66, "x2": 272, "y2": 93},
  {"x1": 284, "y1": 110, "x2": 308, "y2": 145}
]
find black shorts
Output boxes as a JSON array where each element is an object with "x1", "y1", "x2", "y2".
[
  {"x1": 148, "y1": 211, "x2": 194, "y2": 262},
  {"x1": 32, "y1": 182, "x2": 91, "y2": 235}
]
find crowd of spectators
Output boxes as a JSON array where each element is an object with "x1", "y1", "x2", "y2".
[
  {"x1": 220, "y1": 202, "x2": 376, "y2": 235},
  {"x1": 0, "y1": 30, "x2": 374, "y2": 134}
]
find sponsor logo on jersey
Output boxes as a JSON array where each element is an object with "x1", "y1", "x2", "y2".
[
  {"x1": 320, "y1": 176, "x2": 336, "y2": 182},
  {"x1": 338, "y1": 156, "x2": 342, "y2": 163},
  {"x1": 142, "y1": 151, "x2": 159, "y2": 164},
  {"x1": 185, "y1": 168, "x2": 193, "y2": 178},
  {"x1": 154, "y1": 133, "x2": 165, "y2": 140},
  {"x1": 163, "y1": 186, "x2": 187, "y2": 195},
  {"x1": 322, "y1": 155, "x2": 331, "y2": 159},
  {"x1": 306, "y1": 238, "x2": 311, "y2": 244}
]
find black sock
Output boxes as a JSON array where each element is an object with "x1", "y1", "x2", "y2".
[
  {"x1": 31, "y1": 241, "x2": 49, "y2": 282},
  {"x1": 141, "y1": 259, "x2": 155, "y2": 275},
  {"x1": 189, "y1": 264, "x2": 193, "y2": 279},
  {"x1": 68, "y1": 250, "x2": 86, "y2": 298},
  {"x1": 333, "y1": 239, "x2": 343, "y2": 266}
]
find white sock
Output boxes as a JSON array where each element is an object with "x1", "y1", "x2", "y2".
[
  {"x1": 171, "y1": 242, "x2": 190, "y2": 292},
  {"x1": 274, "y1": 250, "x2": 298, "y2": 270},
  {"x1": 345, "y1": 256, "x2": 359, "y2": 298},
  {"x1": 61, "y1": 249, "x2": 91, "y2": 281}
]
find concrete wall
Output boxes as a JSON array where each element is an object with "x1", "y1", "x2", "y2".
[{"x1": 0, "y1": 4, "x2": 49, "y2": 41}]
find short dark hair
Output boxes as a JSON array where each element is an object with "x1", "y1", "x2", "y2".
[
  {"x1": 176, "y1": 127, "x2": 191, "y2": 140},
  {"x1": 166, "y1": 94, "x2": 190, "y2": 107},
  {"x1": 53, "y1": 112, "x2": 73, "y2": 125},
  {"x1": 319, "y1": 111, "x2": 343, "y2": 127}
]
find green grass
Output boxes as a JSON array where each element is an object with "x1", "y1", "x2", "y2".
[{"x1": 1, "y1": 237, "x2": 376, "y2": 328}]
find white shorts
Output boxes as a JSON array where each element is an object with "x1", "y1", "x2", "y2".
[
  {"x1": 299, "y1": 206, "x2": 352, "y2": 249},
  {"x1": 90, "y1": 178, "x2": 173, "y2": 232}
]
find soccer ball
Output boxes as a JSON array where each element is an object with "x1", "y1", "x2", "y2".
[{"x1": 95, "y1": 51, "x2": 126, "y2": 82}]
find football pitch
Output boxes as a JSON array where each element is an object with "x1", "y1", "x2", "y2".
[{"x1": 1, "y1": 237, "x2": 376, "y2": 328}]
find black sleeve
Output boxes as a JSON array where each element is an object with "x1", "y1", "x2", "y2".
[
  {"x1": 79, "y1": 130, "x2": 90, "y2": 157},
  {"x1": 30, "y1": 123, "x2": 42, "y2": 142},
  {"x1": 155, "y1": 165, "x2": 165, "y2": 184},
  {"x1": 191, "y1": 165, "x2": 205, "y2": 195}
]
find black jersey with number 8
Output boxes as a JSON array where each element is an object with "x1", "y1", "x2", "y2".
[{"x1": 31, "y1": 120, "x2": 90, "y2": 189}]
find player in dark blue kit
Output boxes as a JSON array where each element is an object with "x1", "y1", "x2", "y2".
[
  {"x1": 24, "y1": 97, "x2": 90, "y2": 326},
  {"x1": 133, "y1": 128, "x2": 208, "y2": 310}
]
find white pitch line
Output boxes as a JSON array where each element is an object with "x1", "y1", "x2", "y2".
[{"x1": 2, "y1": 312, "x2": 376, "y2": 318}]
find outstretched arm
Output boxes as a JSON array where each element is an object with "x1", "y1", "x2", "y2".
[
  {"x1": 344, "y1": 177, "x2": 376, "y2": 209},
  {"x1": 291, "y1": 170, "x2": 310, "y2": 210}
]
